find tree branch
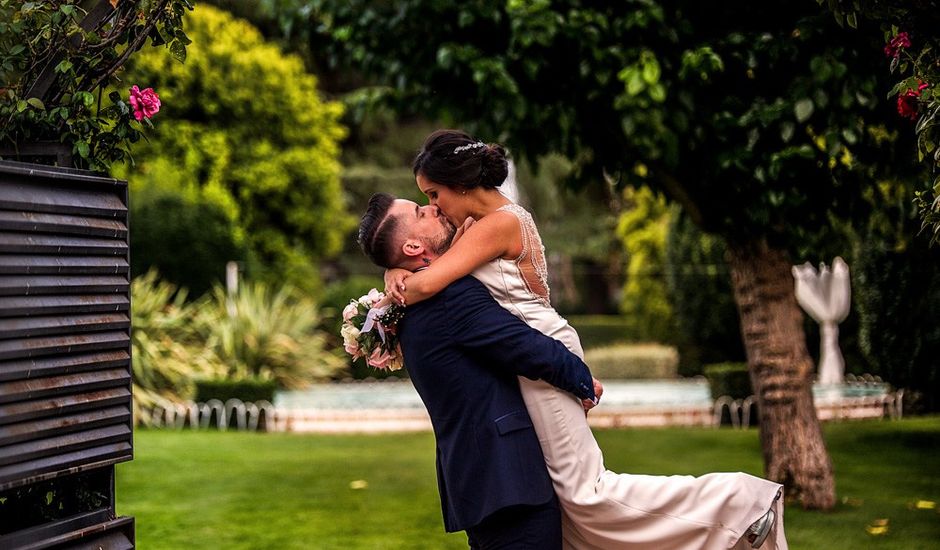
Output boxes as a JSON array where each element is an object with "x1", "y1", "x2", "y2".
[{"x1": 650, "y1": 163, "x2": 707, "y2": 228}]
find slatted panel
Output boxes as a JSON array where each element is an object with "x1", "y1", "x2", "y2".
[{"x1": 0, "y1": 161, "x2": 133, "y2": 492}]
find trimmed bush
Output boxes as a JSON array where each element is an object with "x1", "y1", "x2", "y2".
[
  {"x1": 584, "y1": 344, "x2": 679, "y2": 379},
  {"x1": 194, "y1": 378, "x2": 277, "y2": 403},
  {"x1": 703, "y1": 363, "x2": 752, "y2": 400},
  {"x1": 130, "y1": 188, "x2": 246, "y2": 297},
  {"x1": 567, "y1": 315, "x2": 640, "y2": 349}
]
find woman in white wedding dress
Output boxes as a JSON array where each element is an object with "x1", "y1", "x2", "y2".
[{"x1": 384, "y1": 129, "x2": 786, "y2": 550}]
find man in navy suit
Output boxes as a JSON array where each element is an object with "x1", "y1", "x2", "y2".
[{"x1": 358, "y1": 193, "x2": 597, "y2": 549}]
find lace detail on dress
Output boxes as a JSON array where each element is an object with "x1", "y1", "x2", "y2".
[{"x1": 497, "y1": 203, "x2": 551, "y2": 306}]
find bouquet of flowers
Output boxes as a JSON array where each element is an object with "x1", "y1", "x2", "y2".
[{"x1": 340, "y1": 289, "x2": 406, "y2": 371}]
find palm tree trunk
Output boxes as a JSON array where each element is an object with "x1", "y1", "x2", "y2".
[{"x1": 727, "y1": 239, "x2": 836, "y2": 509}]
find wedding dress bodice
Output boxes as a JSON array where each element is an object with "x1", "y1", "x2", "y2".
[{"x1": 471, "y1": 203, "x2": 584, "y2": 360}]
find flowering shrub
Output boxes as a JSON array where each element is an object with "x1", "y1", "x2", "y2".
[
  {"x1": 341, "y1": 289, "x2": 405, "y2": 371},
  {"x1": 0, "y1": 0, "x2": 192, "y2": 171},
  {"x1": 882, "y1": 31, "x2": 910, "y2": 59},
  {"x1": 897, "y1": 81, "x2": 930, "y2": 121},
  {"x1": 882, "y1": 25, "x2": 939, "y2": 243},
  {"x1": 821, "y1": 1, "x2": 940, "y2": 243}
]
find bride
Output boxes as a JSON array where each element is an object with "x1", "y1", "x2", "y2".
[{"x1": 380, "y1": 129, "x2": 786, "y2": 549}]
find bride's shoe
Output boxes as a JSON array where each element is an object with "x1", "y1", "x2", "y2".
[{"x1": 746, "y1": 508, "x2": 775, "y2": 548}]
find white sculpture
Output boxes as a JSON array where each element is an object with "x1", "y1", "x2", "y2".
[{"x1": 792, "y1": 257, "x2": 851, "y2": 385}]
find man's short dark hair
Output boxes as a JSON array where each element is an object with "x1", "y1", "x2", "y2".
[{"x1": 358, "y1": 193, "x2": 403, "y2": 268}]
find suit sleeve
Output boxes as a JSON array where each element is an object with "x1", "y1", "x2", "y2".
[{"x1": 444, "y1": 278, "x2": 595, "y2": 401}]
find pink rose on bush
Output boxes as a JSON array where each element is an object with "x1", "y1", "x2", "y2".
[
  {"x1": 128, "y1": 85, "x2": 161, "y2": 121},
  {"x1": 884, "y1": 32, "x2": 911, "y2": 59},
  {"x1": 897, "y1": 81, "x2": 929, "y2": 121}
]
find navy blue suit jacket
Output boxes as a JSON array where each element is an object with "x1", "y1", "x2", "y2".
[{"x1": 398, "y1": 276, "x2": 595, "y2": 532}]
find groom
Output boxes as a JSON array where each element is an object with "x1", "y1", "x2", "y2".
[{"x1": 358, "y1": 193, "x2": 597, "y2": 549}]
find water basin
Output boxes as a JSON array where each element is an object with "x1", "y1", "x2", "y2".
[{"x1": 274, "y1": 377, "x2": 889, "y2": 411}]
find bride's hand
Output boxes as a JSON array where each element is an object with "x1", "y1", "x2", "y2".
[
  {"x1": 384, "y1": 268, "x2": 413, "y2": 305},
  {"x1": 452, "y1": 217, "x2": 476, "y2": 245}
]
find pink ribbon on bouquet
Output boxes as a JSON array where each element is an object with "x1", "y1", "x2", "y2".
[{"x1": 361, "y1": 304, "x2": 390, "y2": 343}]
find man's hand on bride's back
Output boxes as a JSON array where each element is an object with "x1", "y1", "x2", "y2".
[
  {"x1": 384, "y1": 268, "x2": 413, "y2": 305},
  {"x1": 452, "y1": 217, "x2": 476, "y2": 244}
]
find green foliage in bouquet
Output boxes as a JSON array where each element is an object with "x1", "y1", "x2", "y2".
[{"x1": 0, "y1": 0, "x2": 193, "y2": 170}]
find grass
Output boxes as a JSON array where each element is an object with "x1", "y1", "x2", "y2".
[{"x1": 117, "y1": 417, "x2": 940, "y2": 549}]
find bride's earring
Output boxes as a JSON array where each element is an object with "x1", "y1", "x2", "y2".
[{"x1": 422, "y1": 257, "x2": 431, "y2": 265}]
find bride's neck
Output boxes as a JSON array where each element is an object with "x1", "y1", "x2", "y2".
[{"x1": 467, "y1": 189, "x2": 512, "y2": 220}]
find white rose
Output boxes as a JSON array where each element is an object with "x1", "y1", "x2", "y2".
[{"x1": 341, "y1": 324, "x2": 360, "y2": 347}]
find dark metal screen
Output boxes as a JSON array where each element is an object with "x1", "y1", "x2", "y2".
[{"x1": 0, "y1": 160, "x2": 134, "y2": 549}]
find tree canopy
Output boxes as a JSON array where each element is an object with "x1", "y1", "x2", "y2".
[{"x1": 312, "y1": 0, "x2": 908, "y2": 250}]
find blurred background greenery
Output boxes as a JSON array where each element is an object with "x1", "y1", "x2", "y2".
[{"x1": 107, "y1": 2, "x2": 938, "y2": 420}]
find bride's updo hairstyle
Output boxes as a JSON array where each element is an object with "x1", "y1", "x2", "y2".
[{"x1": 413, "y1": 129, "x2": 509, "y2": 191}]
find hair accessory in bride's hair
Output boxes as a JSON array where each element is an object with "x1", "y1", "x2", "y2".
[{"x1": 453, "y1": 142, "x2": 486, "y2": 154}]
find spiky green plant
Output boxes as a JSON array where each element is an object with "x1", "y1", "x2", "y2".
[
  {"x1": 196, "y1": 281, "x2": 344, "y2": 389},
  {"x1": 130, "y1": 270, "x2": 224, "y2": 420}
]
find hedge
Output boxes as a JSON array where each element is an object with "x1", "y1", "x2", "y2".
[
  {"x1": 702, "y1": 363, "x2": 753, "y2": 400},
  {"x1": 194, "y1": 378, "x2": 278, "y2": 404},
  {"x1": 583, "y1": 344, "x2": 679, "y2": 379},
  {"x1": 567, "y1": 315, "x2": 642, "y2": 349}
]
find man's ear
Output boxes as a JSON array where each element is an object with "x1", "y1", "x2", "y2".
[{"x1": 401, "y1": 238, "x2": 426, "y2": 258}]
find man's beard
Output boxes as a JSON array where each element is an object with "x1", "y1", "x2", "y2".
[{"x1": 423, "y1": 218, "x2": 458, "y2": 255}]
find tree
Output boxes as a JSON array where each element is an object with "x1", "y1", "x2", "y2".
[
  {"x1": 308, "y1": 0, "x2": 916, "y2": 508},
  {"x1": 117, "y1": 5, "x2": 352, "y2": 293}
]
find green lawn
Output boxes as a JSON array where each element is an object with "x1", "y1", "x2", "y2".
[{"x1": 117, "y1": 417, "x2": 940, "y2": 549}]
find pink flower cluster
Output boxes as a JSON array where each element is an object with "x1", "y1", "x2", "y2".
[
  {"x1": 897, "y1": 81, "x2": 930, "y2": 121},
  {"x1": 884, "y1": 32, "x2": 911, "y2": 59},
  {"x1": 128, "y1": 85, "x2": 161, "y2": 121}
]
